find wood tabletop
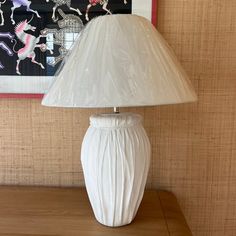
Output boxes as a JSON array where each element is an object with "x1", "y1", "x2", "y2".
[{"x1": 0, "y1": 187, "x2": 192, "y2": 236}]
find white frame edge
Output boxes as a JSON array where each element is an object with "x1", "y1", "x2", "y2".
[{"x1": 132, "y1": 0, "x2": 152, "y2": 22}]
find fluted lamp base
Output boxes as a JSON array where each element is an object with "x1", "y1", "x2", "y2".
[{"x1": 81, "y1": 112, "x2": 151, "y2": 227}]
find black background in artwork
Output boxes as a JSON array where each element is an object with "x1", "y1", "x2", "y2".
[{"x1": 0, "y1": 0, "x2": 132, "y2": 76}]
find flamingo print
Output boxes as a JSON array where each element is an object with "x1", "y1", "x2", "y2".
[
  {"x1": 10, "y1": 0, "x2": 41, "y2": 25},
  {"x1": 86, "y1": 0, "x2": 127, "y2": 21},
  {"x1": 12, "y1": 17, "x2": 52, "y2": 75}
]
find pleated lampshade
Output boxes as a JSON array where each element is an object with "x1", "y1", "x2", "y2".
[{"x1": 42, "y1": 14, "x2": 197, "y2": 108}]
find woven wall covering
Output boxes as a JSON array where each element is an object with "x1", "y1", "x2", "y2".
[
  {"x1": 0, "y1": 1, "x2": 235, "y2": 235},
  {"x1": 156, "y1": 1, "x2": 236, "y2": 235}
]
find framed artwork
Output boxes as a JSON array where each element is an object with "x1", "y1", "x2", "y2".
[{"x1": 0, "y1": 0, "x2": 157, "y2": 98}]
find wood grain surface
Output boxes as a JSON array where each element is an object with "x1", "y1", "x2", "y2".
[
  {"x1": 0, "y1": 187, "x2": 192, "y2": 236},
  {"x1": 0, "y1": 1, "x2": 235, "y2": 236}
]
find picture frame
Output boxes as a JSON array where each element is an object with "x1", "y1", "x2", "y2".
[{"x1": 0, "y1": 0, "x2": 158, "y2": 98}]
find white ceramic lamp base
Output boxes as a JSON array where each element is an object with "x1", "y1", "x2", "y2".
[{"x1": 81, "y1": 113, "x2": 151, "y2": 227}]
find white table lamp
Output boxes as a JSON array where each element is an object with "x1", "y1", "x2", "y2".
[{"x1": 42, "y1": 14, "x2": 197, "y2": 227}]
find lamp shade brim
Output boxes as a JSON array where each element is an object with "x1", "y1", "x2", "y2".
[{"x1": 42, "y1": 14, "x2": 197, "y2": 108}]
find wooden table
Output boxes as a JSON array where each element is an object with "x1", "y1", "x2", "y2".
[{"x1": 0, "y1": 187, "x2": 192, "y2": 236}]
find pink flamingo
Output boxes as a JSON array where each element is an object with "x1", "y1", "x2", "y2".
[{"x1": 85, "y1": 0, "x2": 127, "y2": 21}]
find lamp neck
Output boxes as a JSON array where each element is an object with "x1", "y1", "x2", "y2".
[{"x1": 113, "y1": 107, "x2": 120, "y2": 114}]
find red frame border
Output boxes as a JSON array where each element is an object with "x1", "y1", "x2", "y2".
[
  {"x1": 152, "y1": 0, "x2": 158, "y2": 27},
  {"x1": 0, "y1": 0, "x2": 158, "y2": 99}
]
